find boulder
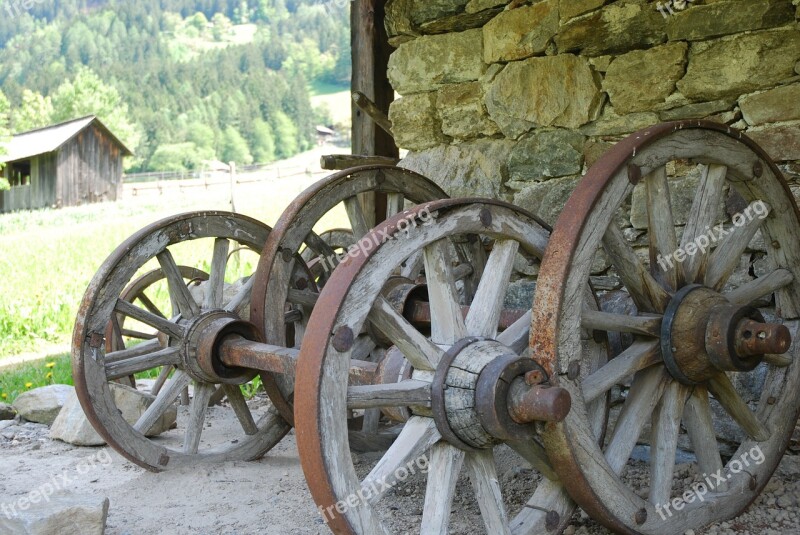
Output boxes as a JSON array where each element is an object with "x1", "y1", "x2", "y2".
[
  {"x1": 559, "y1": 0, "x2": 607, "y2": 22},
  {"x1": 387, "y1": 29, "x2": 485, "y2": 94},
  {"x1": 658, "y1": 99, "x2": 736, "y2": 122},
  {"x1": 400, "y1": 138, "x2": 517, "y2": 200},
  {"x1": 603, "y1": 42, "x2": 688, "y2": 114},
  {"x1": 389, "y1": 92, "x2": 447, "y2": 151},
  {"x1": 12, "y1": 385, "x2": 73, "y2": 426},
  {"x1": 485, "y1": 54, "x2": 603, "y2": 136},
  {"x1": 579, "y1": 108, "x2": 659, "y2": 137},
  {"x1": 0, "y1": 402, "x2": 17, "y2": 420},
  {"x1": 437, "y1": 82, "x2": 499, "y2": 140},
  {"x1": 556, "y1": 2, "x2": 666, "y2": 56},
  {"x1": 513, "y1": 175, "x2": 582, "y2": 227},
  {"x1": 50, "y1": 383, "x2": 177, "y2": 447},
  {"x1": 666, "y1": 0, "x2": 795, "y2": 42},
  {"x1": 508, "y1": 129, "x2": 585, "y2": 182},
  {"x1": 740, "y1": 84, "x2": 800, "y2": 125},
  {"x1": 0, "y1": 493, "x2": 108, "y2": 535},
  {"x1": 676, "y1": 28, "x2": 800, "y2": 101},
  {"x1": 747, "y1": 123, "x2": 800, "y2": 162},
  {"x1": 483, "y1": 0, "x2": 558, "y2": 63}
]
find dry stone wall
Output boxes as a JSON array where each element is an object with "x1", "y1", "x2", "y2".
[{"x1": 386, "y1": 0, "x2": 800, "y2": 223}]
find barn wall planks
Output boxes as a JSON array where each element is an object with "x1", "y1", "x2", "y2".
[{"x1": 1, "y1": 122, "x2": 124, "y2": 213}]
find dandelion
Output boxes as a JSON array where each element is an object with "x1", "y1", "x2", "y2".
[
  {"x1": 1, "y1": 393, "x2": 6, "y2": 399},
  {"x1": 25, "y1": 382, "x2": 33, "y2": 389},
  {"x1": 46, "y1": 372, "x2": 53, "y2": 379},
  {"x1": 45, "y1": 362, "x2": 56, "y2": 369}
]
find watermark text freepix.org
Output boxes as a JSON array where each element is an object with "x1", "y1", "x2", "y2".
[
  {"x1": 319, "y1": 453, "x2": 429, "y2": 522},
  {"x1": 314, "y1": 207, "x2": 436, "y2": 273},
  {"x1": 656, "y1": 444, "x2": 765, "y2": 520},
  {"x1": 1, "y1": 449, "x2": 113, "y2": 519},
  {"x1": 656, "y1": 200, "x2": 769, "y2": 273}
]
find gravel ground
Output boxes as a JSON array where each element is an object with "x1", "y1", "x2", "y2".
[{"x1": 1, "y1": 400, "x2": 798, "y2": 535}]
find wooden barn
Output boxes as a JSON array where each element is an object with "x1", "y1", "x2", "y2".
[{"x1": 0, "y1": 116, "x2": 132, "y2": 213}]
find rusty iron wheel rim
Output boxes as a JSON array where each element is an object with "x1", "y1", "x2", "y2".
[
  {"x1": 532, "y1": 120, "x2": 800, "y2": 534},
  {"x1": 295, "y1": 198, "x2": 606, "y2": 535}
]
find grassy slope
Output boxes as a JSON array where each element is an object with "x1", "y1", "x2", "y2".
[{"x1": 0, "y1": 146, "x2": 349, "y2": 362}]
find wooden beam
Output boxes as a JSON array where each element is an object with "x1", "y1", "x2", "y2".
[{"x1": 351, "y1": 0, "x2": 398, "y2": 228}]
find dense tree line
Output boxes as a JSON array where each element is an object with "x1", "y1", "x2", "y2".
[{"x1": 0, "y1": 1, "x2": 350, "y2": 171}]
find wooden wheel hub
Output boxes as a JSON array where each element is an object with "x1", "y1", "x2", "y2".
[
  {"x1": 183, "y1": 311, "x2": 261, "y2": 385},
  {"x1": 432, "y1": 337, "x2": 571, "y2": 451},
  {"x1": 662, "y1": 284, "x2": 791, "y2": 384}
]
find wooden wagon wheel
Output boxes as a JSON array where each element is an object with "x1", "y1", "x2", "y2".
[
  {"x1": 295, "y1": 199, "x2": 609, "y2": 534},
  {"x1": 73, "y1": 211, "x2": 290, "y2": 471},
  {"x1": 249, "y1": 166, "x2": 471, "y2": 427},
  {"x1": 532, "y1": 121, "x2": 800, "y2": 534},
  {"x1": 106, "y1": 265, "x2": 208, "y2": 394}
]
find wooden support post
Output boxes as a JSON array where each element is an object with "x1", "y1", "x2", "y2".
[{"x1": 351, "y1": 0, "x2": 398, "y2": 228}]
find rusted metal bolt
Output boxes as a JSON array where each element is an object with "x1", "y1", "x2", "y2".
[
  {"x1": 525, "y1": 370, "x2": 545, "y2": 386},
  {"x1": 567, "y1": 361, "x2": 581, "y2": 381},
  {"x1": 635, "y1": 508, "x2": 647, "y2": 525}
]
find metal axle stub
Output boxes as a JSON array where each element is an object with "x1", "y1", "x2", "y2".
[
  {"x1": 184, "y1": 311, "x2": 261, "y2": 385},
  {"x1": 662, "y1": 284, "x2": 793, "y2": 385}
]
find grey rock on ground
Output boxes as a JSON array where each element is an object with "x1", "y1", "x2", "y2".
[
  {"x1": 0, "y1": 402, "x2": 17, "y2": 420},
  {"x1": 12, "y1": 385, "x2": 73, "y2": 426},
  {"x1": 50, "y1": 383, "x2": 177, "y2": 446},
  {"x1": 0, "y1": 492, "x2": 109, "y2": 535}
]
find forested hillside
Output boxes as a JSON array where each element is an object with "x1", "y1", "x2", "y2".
[{"x1": 0, "y1": 0, "x2": 350, "y2": 172}]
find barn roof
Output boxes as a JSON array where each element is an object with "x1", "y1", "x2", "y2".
[{"x1": 0, "y1": 115, "x2": 133, "y2": 163}]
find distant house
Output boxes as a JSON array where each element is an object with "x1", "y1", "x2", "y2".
[{"x1": 0, "y1": 116, "x2": 132, "y2": 213}]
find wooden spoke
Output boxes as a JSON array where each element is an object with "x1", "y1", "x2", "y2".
[
  {"x1": 646, "y1": 167, "x2": 681, "y2": 290},
  {"x1": 361, "y1": 416, "x2": 440, "y2": 505},
  {"x1": 581, "y1": 340, "x2": 661, "y2": 404},
  {"x1": 346, "y1": 380, "x2": 431, "y2": 410},
  {"x1": 496, "y1": 310, "x2": 532, "y2": 355},
  {"x1": 649, "y1": 381, "x2": 689, "y2": 506},
  {"x1": 344, "y1": 196, "x2": 371, "y2": 238},
  {"x1": 105, "y1": 347, "x2": 181, "y2": 380},
  {"x1": 707, "y1": 373, "x2": 770, "y2": 441},
  {"x1": 681, "y1": 164, "x2": 727, "y2": 283},
  {"x1": 603, "y1": 223, "x2": 671, "y2": 312},
  {"x1": 725, "y1": 268, "x2": 793, "y2": 306},
  {"x1": 287, "y1": 289, "x2": 319, "y2": 307},
  {"x1": 114, "y1": 299, "x2": 185, "y2": 340},
  {"x1": 223, "y1": 276, "x2": 254, "y2": 314},
  {"x1": 120, "y1": 329, "x2": 157, "y2": 340},
  {"x1": 222, "y1": 384, "x2": 258, "y2": 436},
  {"x1": 423, "y1": 240, "x2": 467, "y2": 344},
  {"x1": 304, "y1": 229, "x2": 338, "y2": 266},
  {"x1": 581, "y1": 310, "x2": 662, "y2": 337},
  {"x1": 135, "y1": 291, "x2": 166, "y2": 319},
  {"x1": 369, "y1": 297, "x2": 440, "y2": 370},
  {"x1": 421, "y1": 443, "x2": 465, "y2": 535},
  {"x1": 683, "y1": 386, "x2": 726, "y2": 491},
  {"x1": 183, "y1": 382, "x2": 215, "y2": 454},
  {"x1": 705, "y1": 202, "x2": 770, "y2": 290},
  {"x1": 605, "y1": 366, "x2": 670, "y2": 474},
  {"x1": 506, "y1": 439, "x2": 558, "y2": 482},
  {"x1": 134, "y1": 370, "x2": 190, "y2": 434},
  {"x1": 362, "y1": 408, "x2": 381, "y2": 435},
  {"x1": 104, "y1": 339, "x2": 161, "y2": 363},
  {"x1": 157, "y1": 250, "x2": 201, "y2": 319},
  {"x1": 466, "y1": 449, "x2": 510, "y2": 535},
  {"x1": 386, "y1": 192, "x2": 405, "y2": 219},
  {"x1": 205, "y1": 238, "x2": 230, "y2": 309},
  {"x1": 150, "y1": 364, "x2": 173, "y2": 397},
  {"x1": 465, "y1": 240, "x2": 520, "y2": 338}
]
